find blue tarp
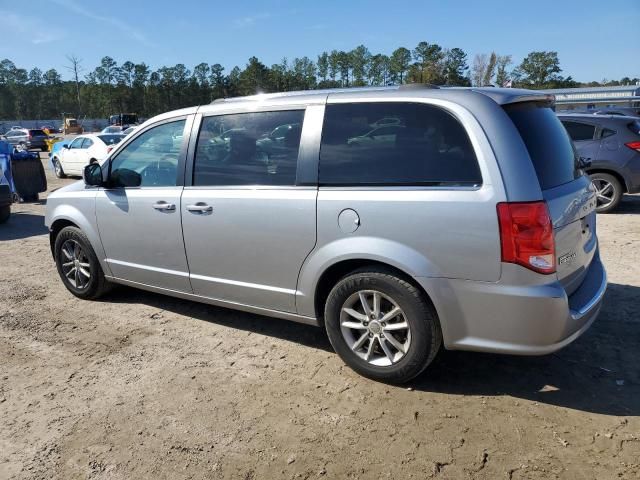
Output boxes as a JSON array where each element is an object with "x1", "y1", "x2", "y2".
[{"x1": 0, "y1": 140, "x2": 15, "y2": 193}]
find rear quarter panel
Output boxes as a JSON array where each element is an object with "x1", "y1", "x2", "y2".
[{"x1": 296, "y1": 97, "x2": 508, "y2": 317}]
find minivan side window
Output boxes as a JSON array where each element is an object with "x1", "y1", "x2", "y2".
[
  {"x1": 110, "y1": 119, "x2": 185, "y2": 187},
  {"x1": 193, "y1": 110, "x2": 304, "y2": 186},
  {"x1": 561, "y1": 121, "x2": 596, "y2": 141},
  {"x1": 319, "y1": 102, "x2": 482, "y2": 186}
]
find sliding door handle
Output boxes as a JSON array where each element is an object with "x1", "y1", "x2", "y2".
[{"x1": 186, "y1": 203, "x2": 213, "y2": 213}]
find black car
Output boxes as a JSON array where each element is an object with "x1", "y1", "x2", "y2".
[{"x1": 558, "y1": 113, "x2": 640, "y2": 212}]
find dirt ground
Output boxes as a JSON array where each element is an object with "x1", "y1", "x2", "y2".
[{"x1": 1, "y1": 153, "x2": 639, "y2": 480}]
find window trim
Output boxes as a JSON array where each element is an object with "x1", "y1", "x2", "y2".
[
  {"x1": 185, "y1": 108, "x2": 310, "y2": 189},
  {"x1": 105, "y1": 114, "x2": 194, "y2": 189},
  {"x1": 318, "y1": 101, "x2": 483, "y2": 188}
]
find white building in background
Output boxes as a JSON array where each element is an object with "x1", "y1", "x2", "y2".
[{"x1": 543, "y1": 85, "x2": 640, "y2": 111}]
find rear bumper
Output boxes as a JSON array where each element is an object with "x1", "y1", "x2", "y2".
[
  {"x1": 417, "y1": 254, "x2": 607, "y2": 355},
  {"x1": 28, "y1": 140, "x2": 46, "y2": 149}
]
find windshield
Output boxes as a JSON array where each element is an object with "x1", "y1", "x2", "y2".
[{"x1": 504, "y1": 102, "x2": 580, "y2": 190}]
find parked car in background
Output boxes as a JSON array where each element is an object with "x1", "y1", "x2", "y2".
[
  {"x1": 592, "y1": 107, "x2": 640, "y2": 117},
  {"x1": 347, "y1": 124, "x2": 404, "y2": 146},
  {"x1": 46, "y1": 86, "x2": 606, "y2": 383},
  {"x1": 558, "y1": 113, "x2": 640, "y2": 212},
  {"x1": 558, "y1": 107, "x2": 640, "y2": 118},
  {"x1": 370, "y1": 116, "x2": 403, "y2": 128},
  {"x1": 101, "y1": 126, "x2": 125, "y2": 134},
  {"x1": 51, "y1": 133, "x2": 125, "y2": 178},
  {"x1": 122, "y1": 126, "x2": 139, "y2": 136},
  {"x1": 1, "y1": 128, "x2": 49, "y2": 151},
  {"x1": 40, "y1": 124, "x2": 60, "y2": 134}
]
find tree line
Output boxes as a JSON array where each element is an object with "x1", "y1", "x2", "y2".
[{"x1": 0, "y1": 42, "x2": 637, "y2": 121}]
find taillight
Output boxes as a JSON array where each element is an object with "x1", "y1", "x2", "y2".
[
  {"x1": 497, "y1": 201, "x2": 556, "y2": 274},
  {"x1": 107, "y1": 146, "x2": 113, "y2": 153},
  {"x1": 625, "y1": 141, "x2": 640, "y2": 153}
]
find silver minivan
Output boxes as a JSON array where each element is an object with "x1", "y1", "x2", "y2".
[{"x1": 45, "y1": 86, "x2": 607, "y2": 383}]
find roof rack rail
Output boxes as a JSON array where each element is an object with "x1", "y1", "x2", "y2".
[{"x1": 398, "y1": 83, "x2": 440, "y2": 90}]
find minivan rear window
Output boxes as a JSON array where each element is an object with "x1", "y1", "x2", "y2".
[
  {"x1": 505, "y1": 103, "x2": 579, "y2": 190},
  {"x1": 319, "y1": 102, "x2": 482, "y2": 186},
  {"x1": 29, "y1": 129, "x2": 46, "y2": 136}
]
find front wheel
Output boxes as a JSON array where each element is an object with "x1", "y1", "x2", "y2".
[
  {"x1": 53, "y1": 158, "x2": 66, "y2": 178},
  {"x1": 324, "y1": 269, "x2": 442, "y2": 383},
  {"x1": 54, "y1": 226, "x2": 111, "y2": 299},
  {"x1": 590, "y1": 172, "x2": 623, "y2": 213}
]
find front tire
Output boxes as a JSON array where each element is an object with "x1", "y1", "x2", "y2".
[
  {"x1": 53, "y1": 158, "x2": 66, "y2": 178},
  {"x1": 54, "y1": 226, "x2": 111, "y2": 299},
  {"x1": 590, "y1": 172, "x2": 623, "y2": 213},
  {"x1": 324, "y1": 269, "x2": 442, "y2": 383}
]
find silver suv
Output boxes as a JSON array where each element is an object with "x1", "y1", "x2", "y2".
[{"x1": 45, "y1": 86, "x2": 607, "y2": 383}]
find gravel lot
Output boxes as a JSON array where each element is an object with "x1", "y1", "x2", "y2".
[{"x1": 1, "y1": 153, "x2": 639, "y2": 479}]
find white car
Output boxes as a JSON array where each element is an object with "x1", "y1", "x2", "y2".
[{"x1": 52, "y1": 134, "x2": 125, "y2": 178}]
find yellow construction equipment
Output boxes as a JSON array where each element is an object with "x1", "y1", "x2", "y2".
[{"x1": 61, "y1": 114, "x2": 83, "y2": 135}]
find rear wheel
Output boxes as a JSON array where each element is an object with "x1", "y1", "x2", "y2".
[
  {"x1": 590, "y1": 172, "x2": 622, "y2": 213},
  {"x1": 54, "y1": 226, "x2": 112, "y2": 299},
  {"x1": 324, "y1": 269, "x2": 441, "y2": 383}
]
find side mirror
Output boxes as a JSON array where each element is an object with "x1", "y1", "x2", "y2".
[
  {"x1": 62, "y1": 143, "x2": 69, "y2": 149},
  {"x1": 110, "y1": 168, "x2": 141, "y2": 188},
  {"x1": 83, "y1": 163, "x2": 104, "y2": 187}
]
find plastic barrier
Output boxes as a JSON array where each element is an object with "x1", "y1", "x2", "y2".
[{"x1": 11, "y1": 150, "x2": 47, "y2": 202}]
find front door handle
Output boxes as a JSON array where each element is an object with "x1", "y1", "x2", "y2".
[
  {"x1": 186, "y1": 203, "x2": 213, "y2": 213},
  {"x1": 153, "y1": 201, "x2": 176, "y2": 211}
]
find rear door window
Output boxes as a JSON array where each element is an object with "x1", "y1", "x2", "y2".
[
  {"x1": 319, "y1": 102, "x2": 481, "y2": 186},
  {"x1": 505, "y1": 103, "x2": 579, "y2": 190},
  {"x1": 560, "y1": 121, "x2": 596, "y2": 141}
]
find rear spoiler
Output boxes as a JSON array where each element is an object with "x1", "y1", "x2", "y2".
[{"x1": 473, "y1": 88, "x2": 556, "y2": 108}]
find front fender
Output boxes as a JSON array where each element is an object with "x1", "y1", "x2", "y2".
[
  {"x1": 295, "y1": 236, "x2": 441, "y2": 317},
  {"x1": 46, "y1": 194, "x2": 111, "y2": 276}
]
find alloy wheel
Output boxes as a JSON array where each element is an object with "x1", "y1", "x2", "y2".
[
  {"x1": 340, "y1": 290, "x2": 411, "y2": 366},
  {"x1": 592, "y1": 178, "x2": 615, "y2": 208},
  {"x1": 60, "y1": 239, "x2": 91, "y2": 289}
]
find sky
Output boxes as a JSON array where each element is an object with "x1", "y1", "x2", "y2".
[{"x1": 0, "y1": 0, "x2": 638, "y2": 82}]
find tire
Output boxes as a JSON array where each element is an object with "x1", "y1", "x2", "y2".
[
  {"x1": 54, "y1": 226, "x2": 112, "y2": 300},
  {"x1": 324, "y1": 269, "x2": 442, "y2": 383},
  {"x1": 0, "y1": 205, "x2": 10, "y2": 224},
  {"x1": 53, "y1": 158, "x2": 66, "y2": 178},
  {"x1": 590, "y1": 172, "x2": 623, "y2": 213}
]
